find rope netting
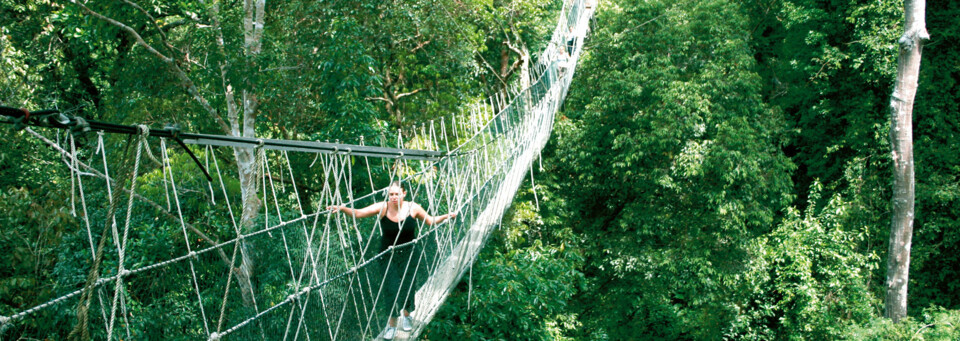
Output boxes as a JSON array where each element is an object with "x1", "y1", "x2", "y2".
[{"x1": 0, "y1": 0, "x2": 594, "y2": 339}]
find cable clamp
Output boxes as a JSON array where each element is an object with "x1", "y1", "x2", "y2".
[
  {"x1": 137, "y1": 124, "x2": 150, "y2": 137},
  {"x1": 164, "y1": 123, "x2": 181, "y2": 140},
  {"x1": 69, "y1": 116, "x2": 91, "y2": 137}
]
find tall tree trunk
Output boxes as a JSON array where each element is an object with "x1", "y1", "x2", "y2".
[
  {"x1": 497, "y1": 40, "x2": 528, "y2": 93},
  {"x1": 518, "y1": 47, "x2": 532, "y2": 113},
  {"x1": 885, "y1": 0, "x2": 928, "y2": 323},
  {"x1": 233, "y1": 0, "x2": 266, "y2": 307},
  {"x1": 518, "y1": 47, "x2": 530, "y2": 91},
  {"x1": 234, "y1": 144, "x2": 260, "y2": 305}
]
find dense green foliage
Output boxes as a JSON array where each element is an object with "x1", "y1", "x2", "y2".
[
  {"x1": 424, "y1": 200, "x2": 584, "y2": 340},
  {"x1": 427, "y1": 0, "x2": 960, "y2": 340},
  {"x1": 550, "y1": 0, "x2": 797, "y2": 338},
  {"x1": 2, "y1": 0, "x2": 960, "y2": 339}
]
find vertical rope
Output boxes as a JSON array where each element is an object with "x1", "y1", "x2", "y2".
[
  {"x1": 450, "y1": 112, "x2": 461, "y2": 143},
  {"x1": 73, "y1": 131, "x2": 111, "y2": 335},
  {"x1": 72, "y1": 134, "x2": 95, "y2": 259},
  {"x1": 264, "y1": 149, "x2": 284, "y2": 223},
  {"x1": 206, "y1": 145, "x2": 217, "y2": 205},
  {"x1": 280, "y1": 150, "x2": 321, "y2": 340},
  {"x1": 530, "y1": 163, "x2": 540, "y2": 211},
  {"x1": 337, "y1": 149, "x2": 372, "y2": 339},
  {"x1": 258, "y1": 142, "x2": 270, "y2": 236},
  {"x1": 69, "y1": 134, "x2": 77, "y2": 216},
  {"x1": 64, "y1": 130, "x2": 121, "y2": 341},
  {"x1": 467, "y1": 263, "x2": 472, "y2": 311},
  {"x1": 164, "y1": 133, "x2": 212, "y2": 337},
  {"x1": 360, "y1": 136, "x2": 376, "y2": 194},
  {"x1": 105, "y1": 126, "x2": 147, "y2": 341},
  {"x1": 287, "y1": 152, "x2": 331, "y2": 340},
  {"x1": 420, "y1": 124, "x2": 429, "y2": 153},
  {"x1": 211, "y1": 145, "x2": 244, "y2": 335},
  {"x1": 161, "y1": 138, "x2": 172, "y2": 210},
  {"x1": 317, "y1": 154, "x2": 339, "y2": 341}
]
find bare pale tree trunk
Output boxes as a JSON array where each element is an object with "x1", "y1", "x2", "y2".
[
  {"x1": 233, "y1": 144, "x2": 260, "y2": 306},
  {"x1": 232, "y1": 0, "x2": 267, "y2": 307},
  {"x1": 518, "y1": 47, "x2": 532, "y2": 113},
  {"x1": 885, "y1": 0, "x2": 928, "y2": 323},
  {"x1": 203, "y1": 0, "x2": 263, "y2": 306},
  {"x1": 518, "y1": 47, "x2": 531, "y2": 91},
  {"x1": 499, "y1": 40, "x2": 528, "y2": 91}
]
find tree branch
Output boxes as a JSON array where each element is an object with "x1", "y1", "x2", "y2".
[
  {"x1": 160, "y1": 18, "x2": 193, "y2": 32},
  {"x1": 365, "y1": 96, "x2": 394, "y2": 104},
  {"x1": 502, "y1": 40, "x2": 527, "y2": 81},
  {"x1": 260, "y1": 66, "x2": 303, "y2": 72},
  {"x1": 121, "y1": 0, "x2": 179, "y2": 57},
  {"x1": 476, "y1": 52, "x2": 508, "y2": 89},
  {"x1": 73, "y1": 1, "x2": 232, "y2": 134},
  {"x1": 395, "y1": 88, "x2": 425, "y2": 100},
  {"x1": 72, "y1": 1, "x2": 172, "y2": 63},
  {"x1": 410, "y1": 39, "x2": 432, "y2": 53}
]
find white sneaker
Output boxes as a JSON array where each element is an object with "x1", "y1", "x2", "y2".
[
  {"x1": 400, "y1": 315, "x2": 413, "y2": 331},
  {"x1": 382, "y1": 326, "x2": 397, "y2": 340}
]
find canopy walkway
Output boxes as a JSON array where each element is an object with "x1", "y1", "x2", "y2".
[{"x1": 0, "y1": 0, "x2": 594, "y2": 339}]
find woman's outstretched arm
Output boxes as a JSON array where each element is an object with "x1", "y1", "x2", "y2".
[
  {"x1": 327, "y1": 202, "x2": 385, "y2": 219},
  {"x1": 411, "y1": 203, "x2": 458, "y2": 225}
]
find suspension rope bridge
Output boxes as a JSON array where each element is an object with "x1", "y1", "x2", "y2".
[{"x1": 0, "y1": 1, "x2": 594, "y2": 339}]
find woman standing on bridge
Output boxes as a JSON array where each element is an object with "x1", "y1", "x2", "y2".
[{"x1": 328, "y1": 181, "x2": 456, "y2": 340}]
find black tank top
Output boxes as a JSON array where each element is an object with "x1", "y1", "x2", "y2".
[{"x1": 380, "y1": 214, "x2": 418, "y2": 252}]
